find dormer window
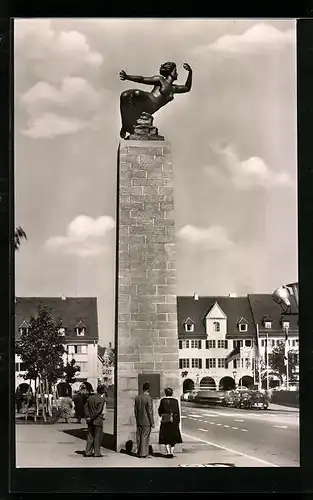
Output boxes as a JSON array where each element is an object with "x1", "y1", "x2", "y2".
[
  {"x1": 264, "y1": 321, "x2": 272, "y2": 329},
  {"x1": 75, "y1": 321, "x2": 86, "y2": 336},
  {"x1": 183, "y1": 317, "x2": 195, "y2": 333},
  {"x1": 282, "y1": 321, "x2": 290, "y2": 330},
  {"x1": 237, "y1": 317, "x2": 248, "y2": 333},
  {"x1": 19, "y1": 320, "x2": 30, "y2": 336},
  {"x1": 213, "y1": 321, "x2": 220, "y2": 332}
]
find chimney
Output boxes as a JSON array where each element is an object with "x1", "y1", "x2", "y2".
[
  {"x1": 194, "y1": 293, "x2": 199, "y2": 301},
  {"x1": 61, "y1": 295, "x2": 66, "y2": 301},
  {"x1": 109, "y1": 342, "x2": 112, "y2": 349},
  {"x1": 228, "y1": 293, "x2": 237, "y2": 297},
  {"x1": 287, "y1": 282, "x2": 299, "y2": 308}
]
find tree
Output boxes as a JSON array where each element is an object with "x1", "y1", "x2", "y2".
[
  {"x1": 16, "y1": 306, "x2": 66, "y2": 419},
  {"x1": 268, "y1": 343, "x2": 298, "y2": 383},
  {"x1": 14, "y1": 226, "x2": 27, "y2": 251},
  {"x1": 63, "y1": 358, "x2": 80, "y2": 384}
]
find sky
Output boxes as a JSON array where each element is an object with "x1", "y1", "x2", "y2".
[{"x1": 14, "y1": 18, "x2": 298, "y2": 346}]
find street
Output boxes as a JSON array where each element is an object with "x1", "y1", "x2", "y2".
[{"x1": 181, "y1": 401, "x2": 299, "y2": 467}]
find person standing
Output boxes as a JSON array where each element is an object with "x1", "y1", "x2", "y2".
[
  {"x1": 134, "y1": 382, "x2": 154, "y2": 458},
  {"x1": 158, "y1": 387, "x2": 182, "y2": 458},
  {"x1": 84, "y1": 384, "x2": 106, "y2": 457}
]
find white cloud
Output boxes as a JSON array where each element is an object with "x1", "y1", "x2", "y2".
[
  {"x1": 177, "y1": 224, "x2": 233, "y2": 250},
  {"x1": 21, "y1": 78, "x2": 102, "y2": 114},
  {"x1": 15, "y1": 19, "x2": 103, "y2": 83},
  {"x1": 22, "y1": 113, "x2": 90, "y2": 139},
  {"x1": 192, "y1": 23, "x2": 295, "y2": 55},
  {"x1": 45, "y1": 215, "x2": 115, "y2": 257},
  {"x1": 205, "y1": 143, "x2": 292, "y2": 190}
]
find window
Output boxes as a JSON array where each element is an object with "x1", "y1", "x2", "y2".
[
  {"x1": 282, "y1": 321, "x2": 290, "y2": 329},
  {"x1": 245, "y1": 358, "x2": 250, "y2": 369},
  {"x1": 76, "y1": 361, "x2": 88, "y2": 371},
  {"x1": 19, "y1": 327, "x2": 28, "y2": 336},
  {"x1": 218, "y1": 358, "x2": 225, "y2": 368},
  {"x1": 245, "y1": 340, "x2": 252, "y2": 347},
  {"x1": 213, "y1": 321, "x2": 220, "y2": 332},
  {"x1": 179, "y1": 359, "x2": 190, "y2": 369},
  {"x1": 271, "y1": 340, "x2": 275, "y2": 347},
  {"x1": 264, "y1": 321, "x2": 272, "y2": 329},
  {"x1": 217, "y1": 340, "x2": 228, "y2": 349},
  {"x1": 206, "y1": 358, "x2": 216, "y2": 369},
  {"x1": 239, "y1": 323, "x2": 248, "y2": 332},
  {"x1": 185, "y1": 323, "x2": 194, "y2": 332},
  {"x1": 185, "y1": 340, "x2": 190, "y2": 348},
  {"x1": 233, "y1": 340, "x2": 243, "y2": 348},
  {"x1": 292, "y1": 339, "x2": 296, "y2": 347},
  {"x1": 179, "y1": 340, "x2": 182, "y2": 349},
  {"x1": 233, "y1": 359, "x2": 237, "y2": 369},
  {"x1": 191, "y1": 358, "x2": 202, "y2": 369},
  {"x1": 261, "y1": 340, "x2": 265, "y2": 347},
  {"x1": 191, "y1": 340, "x2": 201, "y2": 349},
  {"x1": 15, "y1": 363, "x2": 20, "y2": 372},
  {"x1": 20, "y1": 363, "x2": 27, "y2": 371},
  {"x1": 77, "y1": 345, "x2": 87, "y2": 354},
  {"x1": 76, "y1": 327, "x2": 85, "y2": 336},
  {"x1": 241, "y1": 358, "x2": 244, "y2": 368},
  {"x1": 268, "y1": 354, "x2": 274, "y2": 364},
  {"x1": 206, "y1": 340, "x2": 216, "y2": 349}
]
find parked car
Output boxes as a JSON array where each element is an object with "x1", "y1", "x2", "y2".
[
  {"x1": 238, "y1": 390, "x2": 269, "y2": 410},
  {"x1": 187, "y1": 390, "x2": 199, "y2": 402},
  {"x1": 194, "y1": 390, "x2": 225, "y2": 406},
  {"x1": 221, "y1": 390, "x2": 240, "y2": 407}
]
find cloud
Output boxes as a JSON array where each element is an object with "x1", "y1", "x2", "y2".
[
  {"x1": 15, "y1": 19, "x2": 103, "y2": 84},
  {"x1": 177, "y1": 224, "x2": 233, "y2": 250},
  {"x1": 45, "y1": 215, "x2": 115, "y2": 257},
  {"x1": 205, "y1": 143, "x2": 292, "y2": 190},
  {"x1": 22, "y1": 113, "x2": 90, "y2": 139},
  {"x1": 192, "y1": 23, "x2": 295, "y2": 55}
]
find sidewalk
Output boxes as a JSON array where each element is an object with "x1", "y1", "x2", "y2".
[
  {"x1": 15, "y1": 420, "x2": 276, "y2": 468},
  {"x1": 269, "y1": 403, "x2": 299, "y2": 413}
]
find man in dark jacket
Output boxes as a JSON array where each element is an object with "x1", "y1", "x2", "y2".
[
  {"x1": 134, "y1": 382, "x2": 154, "y2": 458},
  {"x1": 84, "y1": 384, "x2": 106, "y2": 457}
]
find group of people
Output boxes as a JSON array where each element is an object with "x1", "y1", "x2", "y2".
[{"x1": 134, "y1": 383, "x2": 182, "y2": 459}]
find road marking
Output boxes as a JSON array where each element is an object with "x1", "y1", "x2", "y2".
[
  {"x1": 274, "y1": 425, "x2": 288, "y2": 429},
  {"x1": 209, "y1": 421, "x2": 215, "y2": 425},
  {"x1": 188, "y1": 414, "x2": 202, "y2": 418},
  {"x1": 232, "y1": 426, "x2": 238, "y2": 430},
  {"x1": 216, "y1": 423, "x2": 222, "y2": 426},
  {"x1": 234, "y1": 419, "x2": 244, "y2": 422},
  {"x1": 198, "y1": 428, "x2": 208, "y2": 432},
  {"x1": 241, "y1": 429, "x2": 248, "y2": 432},
  {"x1": 182, "y1": 433, "x2": 279, "y2": 467},
  {"x1": 224, "y1": 425, "x2": 230, "y2": 428}
]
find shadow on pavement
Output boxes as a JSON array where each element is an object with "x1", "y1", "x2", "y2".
[{"x1": 62, "y1": 427, "x2": 116, "y2": 451}]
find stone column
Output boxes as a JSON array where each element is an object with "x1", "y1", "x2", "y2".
[{"x1": 115, "y1": 118, "x2": 181, "y2": 451}]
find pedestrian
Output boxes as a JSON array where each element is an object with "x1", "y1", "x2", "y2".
[
  {"x1": 158, "y1": 387, "x2": 182, "y2": 458},
  {"x1": 134, "y1": 382, "x2": 154, "y2": 458},
  {"x1": 84, "y1": 384, "x2": 106, "y2": 458},
  {"x1": 60, "y1": 395, "x2": 73, "y2": 423},
  {"x1": 73, "y1": 390, "x2": 86, "y2": 424}
]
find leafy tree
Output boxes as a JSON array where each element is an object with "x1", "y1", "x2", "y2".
[
  {"x1": 268, "y1": 342, "x2": 298, "y2": 382},
  {"x1": 63, "y1": 358, "x2": 80, "y2": 384},
  {"x1": 14, "y1": 226, "x2": 27, "y2": 251},
  {"x1": 16, "y1": 306, "x2": 66, "y2": 387}
]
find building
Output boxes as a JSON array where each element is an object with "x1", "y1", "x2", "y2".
[
  {"x1": 97, "y1": 343, "x2": 115, "y2": 386},
  {"x1": 177, "y1": 292, "x2": 299, "y2": 392},
  {"x1": 15, "y1": 297, "x2": 99, "y2": 394}
]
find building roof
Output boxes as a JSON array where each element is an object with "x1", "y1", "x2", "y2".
[
  {"x1": 15, "y1": 297, "x2": 99, "y2": 342},
  {"x1": 177, "y1": 296, "x2": 256, "y2": 339},
  {"x1": 248, "y1": 294, "x2": 298, "y2": 334}
]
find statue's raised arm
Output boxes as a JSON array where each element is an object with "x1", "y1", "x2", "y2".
[{"x1": 119, "y1": 61, "x2": 192, "y2": 139}]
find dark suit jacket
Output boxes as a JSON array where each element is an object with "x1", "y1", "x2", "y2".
[
  {"x1": 134, "y1": 392, "x2": 154, "y2": 427},
  {"x1": 84, "y1": 393, "x2": 105, "y2": 427},
  {"x1": 158, "y1": 397, "x2": 180, "y2": 424}
]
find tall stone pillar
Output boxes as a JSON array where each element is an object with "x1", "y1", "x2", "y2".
[{"x1": 115, "y1": 117, "x2": 181, "y2": 451}]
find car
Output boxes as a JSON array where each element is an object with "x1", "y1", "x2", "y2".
[
  {"x1": 221, "y1": 390, "x2": 240, "y2": 407},
  {"x1": 194, "y1": 390, "x2": 225, "y2": 406},
  {"x1": 238, "y1": 390, "x2": 269, "y2": 410},
  {"x1": 187, "y1": 390, "x2": 199, "y2": 402}
]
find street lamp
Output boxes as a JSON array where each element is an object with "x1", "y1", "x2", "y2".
[
  {"x1": 284, "y1": 324, "x2": 290, "y2": 391},
  {"x1": 232, "y1": 370, "x2": 237, "y2": 389}
]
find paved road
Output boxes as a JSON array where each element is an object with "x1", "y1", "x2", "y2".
[{"x1": 181, "y1": 402, "x2": 299, "y2": 467}]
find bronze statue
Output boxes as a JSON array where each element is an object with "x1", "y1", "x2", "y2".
[{"x1": 119, "y1": 62, "x2": 192, "y2": 139}]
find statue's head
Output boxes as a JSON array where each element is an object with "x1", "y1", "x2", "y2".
[{"x1": 160, "y1": 61, "x2": 177, "y2": 80}]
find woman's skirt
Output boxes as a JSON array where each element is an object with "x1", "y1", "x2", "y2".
[{"x1": 159, "y1": 422, "x2": 183, "y2": 446}]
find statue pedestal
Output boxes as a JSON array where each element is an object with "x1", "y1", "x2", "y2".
[{"x1": 115, "y1": 139, "x2": 182, "y2": 452}]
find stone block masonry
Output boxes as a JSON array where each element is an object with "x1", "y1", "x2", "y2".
[{"x1": 115, "y1": 140, "x2": 181, "y2": 451}]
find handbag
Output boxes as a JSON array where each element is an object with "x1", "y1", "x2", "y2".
[{"x1": 161, "y1": 398, "x2": 173, "y2": 423}]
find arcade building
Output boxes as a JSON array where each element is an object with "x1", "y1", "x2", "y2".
[
  {"x1": 177, "y1": 293, "x2": 299, "y2": 392},
  {"x1": 15, "y1": 297, "x2": 99, "y2": 397}
]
